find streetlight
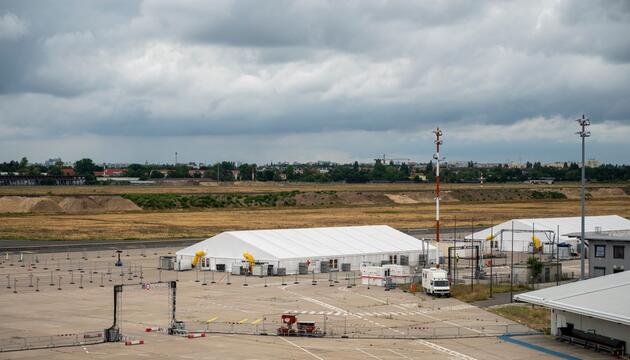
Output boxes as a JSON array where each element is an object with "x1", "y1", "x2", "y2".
[{"x1": 576, "y1": 115, "x2": 590, "y2": 280}]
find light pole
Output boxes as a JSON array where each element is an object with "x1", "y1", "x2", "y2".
[
  {"x1": 576, "y1": 115, "x2": 590, "y2": 280},
  {"x1": 432, "y1": 128, "x2": 443, "y2": 243}
]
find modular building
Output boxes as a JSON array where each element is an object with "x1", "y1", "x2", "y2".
[
  {"x1": 462, "y1": 215, "x2": 630, "y2": 255},
  {"x1": 567, "y1": 230, "x2": 630, "y2": 277},
  {"x1": 515, "y1": 271, "x2": 630, "y2": 356},
  {"x1": 175, "y1": 225, "x2": 438, "y2": 274}
]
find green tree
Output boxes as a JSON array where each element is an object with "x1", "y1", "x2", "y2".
[
  {"x1": 74, "y1": 158, "x2": 97, "y2": 176},
  {"x1": 527, "y1": 256, "x2": 543, "y2": 284}
]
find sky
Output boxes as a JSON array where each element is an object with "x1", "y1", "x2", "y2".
[{"x1": 1, "y1": 0, "x2": 629, "y2": 165}]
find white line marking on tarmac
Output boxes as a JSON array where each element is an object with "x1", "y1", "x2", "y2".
[
  {"x1": 355, "y1": 348, "x2": 384, "y2": 360},
  {"x1": 278, "y1": 336, "x2": 325, "y2": 360},
  {"x1": 388, "y1": 349, "x2": 413, "y2": 360},
  {"x1": 280, "y1": 282, "x2": 477, "y2": 359},
  {"x1": 414, "y1": 339, "x2": 478, "y2": 360}
]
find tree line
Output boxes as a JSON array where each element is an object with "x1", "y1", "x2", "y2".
[{"x1": 1, "y1": 157, "x2": 629, "y2": 183}]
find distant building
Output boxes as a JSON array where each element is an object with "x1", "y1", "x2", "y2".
[
  {"x1": 62, "y1": 168, "x2": 75, "y2": 176},
  {"x1": 0, "y1": 175, "x2": 86, "y2": 186},
  {"x1": 585, "y1": 159, "x2": 601, "y2": 168},
  {"x1": 101, "y1": 168, "x2": 126, "y2": 177},
  {"x1": 545, "y1": 162, "x2": 567, "y2": 169},
  {"x1": 507, "y1": 162, "x2": 527, "y2": 169},
  {"x1": 44, "y1": 158, "x2": 62, "y2": 167}
]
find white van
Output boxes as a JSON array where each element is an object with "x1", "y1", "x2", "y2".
[{"x1": 421, "y1": 268, "x2": 450, "y2": 297}]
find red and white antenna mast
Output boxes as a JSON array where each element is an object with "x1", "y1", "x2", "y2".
[{"x1": 433, "y1": 128, "x2": 443, "y2": 243}]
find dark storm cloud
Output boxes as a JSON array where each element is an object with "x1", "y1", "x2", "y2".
[{"x1": 0, "y1": 0, "x2": 629, "y2": 163}]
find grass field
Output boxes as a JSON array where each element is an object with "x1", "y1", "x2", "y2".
[
  {"x1": 489, "y1": 304, "x2": 551, "y2": 332},
  {"x1": 1, "y1": 198, "x2": 628, "y2": 240},
  {"x1": 0, "y1": 181, "x2": 625, "y2": 196}
]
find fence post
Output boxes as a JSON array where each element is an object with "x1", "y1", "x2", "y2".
[
  {"x1": 36, "y1": 277, "x2": 40, "y2": 292},
  {"x1": 100, "y1": 273, "x2": 104, "y2": 287}
]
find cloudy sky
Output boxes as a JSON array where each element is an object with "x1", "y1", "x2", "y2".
[{"x1": 1, "y1": 0, "x2": 629, "y2": 165}]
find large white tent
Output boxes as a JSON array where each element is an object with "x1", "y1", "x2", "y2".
[
  {"x1": 463, "y1": 215, "x2": 630, "y2": 254},
  {"x1": 175, "y1": 225, "x2": 438, "y2": 274}
]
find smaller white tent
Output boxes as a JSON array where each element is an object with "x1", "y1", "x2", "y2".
[
  {"x1": 463, "y1": 215, "x2": 630, "y2": 254},
  {"x1": 175, "y1": 225, "x2": 438, "y2": 274}
]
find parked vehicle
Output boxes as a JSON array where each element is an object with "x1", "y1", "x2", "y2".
[{"x1": 421, "y1": 268, "x2": 450, "y2": 297}]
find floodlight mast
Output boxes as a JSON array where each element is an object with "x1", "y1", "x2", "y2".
[
  {"x1": 433, "y1": 128, "x2": 443, "y2": 243},
  {"x1": 576, "y1": 114, "x2": 590, "y2": 280}
]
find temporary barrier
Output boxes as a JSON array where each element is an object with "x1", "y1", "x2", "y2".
[
  {"x1": 187, "y1": 333, "x2": 206, "y2": 339},
  {"x1": 125, "y1": 339, "x2": 144, "y2": 346}
]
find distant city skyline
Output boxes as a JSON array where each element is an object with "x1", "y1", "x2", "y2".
[{"x1": 1, "y1": 2, "x2": 629, "y2": 164}]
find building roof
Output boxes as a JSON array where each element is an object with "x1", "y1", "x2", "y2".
[
  {"x1": 464, "y1": 215, "x2": 630, "y2": 244},
  {"x1": 176, "y1": 225, "x2": 435, "y2": 261},
  {"x1": 565, "y1": 230, "x2": 630, "y2": 242},
  {"x1": 514, "y1": 271, "x2": 630, "y2": 326}
]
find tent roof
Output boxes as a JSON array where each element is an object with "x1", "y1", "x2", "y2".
[
  {"x1": 177, "y1": 225, "x2": 434, "y2": 260},
  {"x1": 464, "y1": 215, "x2": 630, "y2": 242},
  {"x1": 514, "y1": 271, "x2": 630, "y2": 326}
]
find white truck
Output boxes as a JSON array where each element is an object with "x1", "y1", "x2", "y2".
[{"x1": 421, "y1": 268, "x2": 450, "y2": 297}]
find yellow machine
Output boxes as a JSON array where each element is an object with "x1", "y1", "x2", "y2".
[
  {"x1": 191, "y1": 250, "x2": 205, "y2": 268},
  {"x1": 243, "y1": 252, "x2": 255, "y2": 273},
  {"x1": 532, "y1": 236, "x2": 542, "y2": 251},
  {"x1": 485, "y1": 234, "x2": 495, "y2": 241}
]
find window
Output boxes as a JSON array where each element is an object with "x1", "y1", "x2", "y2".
[
  {"x1": 594, "y1": 245, "x2": 606, "y2": 258},
  {"x1": 613, "y1": 246, "x2": 625, "y2": 259},
  {"x1": 328, "y1": 259, "x2": 338, "y2": 269},
  {"x1": 389, "y1": 255, "x2": 398, "y2": 264},
  {"x1": 593, "y1": 266, "x2": 606, "y2": 277}
]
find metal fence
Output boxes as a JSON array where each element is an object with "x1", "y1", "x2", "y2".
[
  {"x1": 189, "y1": 321, "x2": 535, "y2": 340},
  {"x1": 0, "y1": 331, "x2": 104, "y2": 352}
]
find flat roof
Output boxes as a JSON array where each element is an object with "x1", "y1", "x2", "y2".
[
  {"x1": 565, "y1": 230, "x2": 630, "y2": 242},
  {"x1": 514, "y1": 271, "x2": 630, "y2": 326}
]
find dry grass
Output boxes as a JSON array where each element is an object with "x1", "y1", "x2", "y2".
[
  {"x1": 451, "y1": 283, "x2": 531, "y2": 302},
  {"x1": 0, "y1": 181, "x2": 624, "y2": 196},
  {"x1": 0, "y1": 198, "x2": 628, "y2": 241},
  {"x1": 489, "y1": 304, "x2": 550, "y2": 332}
]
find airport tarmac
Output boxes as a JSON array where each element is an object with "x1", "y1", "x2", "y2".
[{"x1": 0, "y1": 248, "x2": 606, "y2": 359}]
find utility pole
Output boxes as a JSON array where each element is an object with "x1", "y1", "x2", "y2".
[
  {"x1": 433, "y1": 128, "x2": 443, "y2": 243},
  {"x1": 510, "y1": 221, "x2": 514, "y2": 303},
  {"x1": 577, "y1": 114, "x2": 590, "y2": 280},
  {"x1": 489, "y1": 219, "x2": 493, "y2": 298},
  {"x1": 175, "y1": 152, "x2": 178, "y2": 165}
]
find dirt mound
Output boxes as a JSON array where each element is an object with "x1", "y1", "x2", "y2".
[
  {"x1": 590, "y1": 188, "x2": 628, "y2": 198},
  {"x1": 294, "y1": 192, "x2": 340, "y2": 206},
  {"x1": 0, "y1": 196, "x2": 63, "y2": 213},
  {"x1": 336, "y1": 192, "x2": 388, "y2": 205},
  {"x1": 560, "y1": 188, "x2": 581, "y2": 200},
  {"x1": 58, "y1": 197, "x2": 102, "y2": 212},
  {"x1": 92, "y1": 196, "x2": 141, "y2": 211},
  {"x1": 384, "y1": 194, "x2": 418, "y2": 204},
  {"x1": 0, "y1": 195, "x2": 141, "y2": 213}
]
